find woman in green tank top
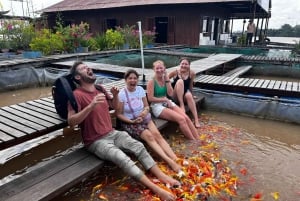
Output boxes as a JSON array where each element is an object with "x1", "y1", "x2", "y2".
[{"x1": 147, "y1": 60, "x2": 199, "y2": 140}]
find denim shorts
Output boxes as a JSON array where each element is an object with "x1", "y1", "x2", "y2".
[{"x1": 150, "y1": 100, "x2": 176, "y2": 117}]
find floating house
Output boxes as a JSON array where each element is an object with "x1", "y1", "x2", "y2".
[{"x1": 42, "y1": 0, "x2": 271, "y2": 46}]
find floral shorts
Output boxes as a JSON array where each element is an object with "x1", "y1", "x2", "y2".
[{"x1": 121, "y1": 122, "x2": 148, "y2": 140}]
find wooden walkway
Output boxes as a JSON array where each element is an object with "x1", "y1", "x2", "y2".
[
  {"x1": 240, "y1": 55, "x2": 300, "y2": 65},
  {"x1": 190, "y1": 53, "x2": 242, "y2": 74},
  {"x1": 0, "y1": 97, "x2": 66, "y2": 150},
  {"x1": 54, "y1": 53, "x2": 242, "y2": 77},
  {"x1": 195, "y1": 75, "x2": 300, "y2": 97}
]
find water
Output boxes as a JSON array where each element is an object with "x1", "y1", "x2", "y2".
[
  {"x1": 268, "y1": 36, "x2": 300, "y2": 44},
  {"x1": 0, "y1": 88, "x2": 299, "y2": 201}
]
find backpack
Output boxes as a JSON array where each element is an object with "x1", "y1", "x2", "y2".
[
  {"x1": 52, "y1": 74, "x2": 106, "y2": 119},
  {"x1": 52, "y1": 74, "x2": 78, "y2": 119}
]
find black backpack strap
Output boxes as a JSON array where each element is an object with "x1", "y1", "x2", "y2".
[
  {"x1": 60, "y1": 76, "x2": 78, "y2": 113},
  {"x1": 95, "y1": 84, "x2": 113, "y2": 100}
]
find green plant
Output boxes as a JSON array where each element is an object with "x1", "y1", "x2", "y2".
[
  {"x1": 0, "y1": 20, "x2": 36, "y2": 51},
  {"x1": 94, "y1": 34, "x2": 107, "y2": 50},
  {"x1": 86, "y1": 37, "x2": 98, "y2": 51},
  {"x1": 55, "y1": 21, "x2": 92, "y2": 53},
  {"x1": 237, "y1": 34, "x2": 246, "y2": 46},
  {"x1": 116, "y1": 25, "x2": 139, "y2": 48},
  {"x1": 105, "y1": 29, "x2": 124, "y2": 49},
  {"x1": 292, "y1": 40, "x2": 300, "y2": 54},
  {"x1": 30, "y1": 29, "x2": 64, "y2": 55},
  {"x1": 143, "y1": 29, "x2": 156, "y2": 46}
]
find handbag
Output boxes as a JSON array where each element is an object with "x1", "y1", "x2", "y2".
[{"x1": 125, "y1": 89, "x2": 151, "y2": 124}]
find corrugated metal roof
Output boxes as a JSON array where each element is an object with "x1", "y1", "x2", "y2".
[{"x1": 42, "y1": 0, "x2": 249, "y2": 13}]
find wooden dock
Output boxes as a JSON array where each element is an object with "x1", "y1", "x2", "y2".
[
  {"x1": 190, "y1": 53, "x2": 242, "y2": 74},
  {"x1": 240, "y1": 55, "x2": 300, "y2": 65},
  {"x1": 195, "y1": 75, "x2": 300, "y2": 97}
]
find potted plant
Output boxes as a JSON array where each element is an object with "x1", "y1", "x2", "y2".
[
  {"x1": 116, "y1": 25, "x2": 139, "y2": 49},
  {"x1": 105, "y1": 29, "x2": 124, "y2": 50},
  {"x1": 143, "y1": 28, "x2": 156, "y2": 48}
]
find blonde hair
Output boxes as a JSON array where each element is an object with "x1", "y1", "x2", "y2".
[{"x1": 153, "y1": 60, "x2": 165, "y2": 69}]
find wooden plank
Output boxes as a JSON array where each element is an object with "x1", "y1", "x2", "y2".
[
  {"x1": 9, "y1": 105, "x2": 63, "y2": 125},
  {"x1": 1, "y1": 107, "x2": 56, "y2": 127},
  {"x1": 0, "y1": 148, "x2": 102, "y2": 201},
  {"x1": 18, "y1": 103, "x2": 63, "y2": 120},
  {"x1": 153, "y1": 118, "x2": 168, "y2": 130},
  {"x1": 261, "y1": 80, "x2": 271, "y2": 88},
  {"x1": 41, "y1": 97, "x2": 54, "y2": 103},
  {"x1": 211, "y1": 76, "x2": 226, "y2": 84},
  {"x1": 33, "y1": 99, "x2": 56, "y2": 108},
  {"x1": 266, "y1": 80, "x2": 276, "y2": 89},
  {"x1": 214, "y1": 76, "x2": 228, "y2": 84},
  {"x1": 244, "y1": 79, "x2": 255, "y2": 87},
  {"x1": 238, "y1": 78, "x2": 250, "y2": 86},
  {"x1": 194, "y1": 75, "x2": 208, "y2": 83},
  {"x1": 207, "y1": 76, "x2": 221, "y2": 84},
  {"x1": 227, "y1": 77, "x2": 240, "y2": 85},
  {"x1": 279, "y1": 81, "x2": 287, "y2": 90},
  {"x1": 0, "y1": 122, "x2": 26, "y2": 138},
  {"x1": 0, "y1": 110, "x2": 46, "y2": 131},
  {"x1": 285, "y1": 82, "x2": 293, "y2": 91},
  {"x1": 254, "y1": 79, "x2": 265, "y2": 88},
  {"x1": 0, "y1": 129, "x2": 14, "y2": 141},
  {"x1": 0, "y1": 115, "x2": 36, "y2": 134},
  {"x1": 249, "y1": 79, "x2": 260, "y2": 87},
  {"x1": 292, "y1": 82, "x2": 299, "y2": 92},
  {"x1": 223, "y1": 77, "x2": 236, "y2": 85},
  {"x1": 27, "y1": 101, "x2": 57, "y2": 113},
  {"x1": 200, "y1": 75, "x2": 216, "y2": 83},
  {"x1": 222, "y1": 65, "x2": 252, "y2": 78},
  {"x1": 232, "y1": 78, "x2": 244, "y2": 86}
]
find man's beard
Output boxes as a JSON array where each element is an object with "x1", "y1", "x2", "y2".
[{"x1": 81, "y1": 74, "x2": 96, "y2": 83}]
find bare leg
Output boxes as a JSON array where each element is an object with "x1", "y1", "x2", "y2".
[
  {"x1": 140, "y1": 127, "x2": 181, "y2": 172},
  {"x1": 173, "y1": 79, "x2": 185, "y2": 111},
  {"x1": 185, "y1": 92, "x2": 200, "y2": 128},
  {"x1": 139, "y1": 174, "x2": 176, "y2": 201},
  {"x1": 172, "y1": 106, "x2": 199, "y2": 139},
  {"x1": 148, "y1": 121, "x2": 178, "y2": 160},
  {"x1": 159, "y1": 107, "x2": 196, "y2": 140}
]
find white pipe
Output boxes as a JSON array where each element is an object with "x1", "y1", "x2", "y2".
[{"x1": 137, "y1": 21, "x2": 145, "y2": 81}]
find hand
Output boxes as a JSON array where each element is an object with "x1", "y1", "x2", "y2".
[
  {"x1": 163, "y1": 70, "x2": 168, "y2": 80},
  {"x1": 110, "y1": 86, "x2": 119, "y2": 96},
  {"x1": 132, "y1": 117, "x2": 143, "y2": 124},
  {"x1": 92, "y1": 93, "x2": 106, "y2": 107}
]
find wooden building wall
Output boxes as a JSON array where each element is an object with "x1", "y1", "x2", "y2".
[{"x1": 45, "y1": 4, "x2": 229, "y2": 46}]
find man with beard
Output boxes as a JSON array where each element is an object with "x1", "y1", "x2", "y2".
[{"x1": 68, "y1": 61, "x2": 179, "y2": 201}]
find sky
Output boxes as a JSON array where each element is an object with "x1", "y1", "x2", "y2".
[{"x1": 1, "y1": 0, "x2": 300, "y2": 30}]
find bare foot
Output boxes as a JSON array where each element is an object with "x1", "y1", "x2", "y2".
[
  {"x1": 180, "y1": 105, "x2": 185, "y2": 112},
  {"x1": 194, "y1": 121, "x2": 201, "y2": 128},
  {"x1": 159, "y1": 174, "x2": 181, "y2": 187},
  {"x1": 155, "y1": 187, "x2": 176, "y2": 201},
  {"x1": 169, "y1": 160, "x2": 182, "y2": 172}
]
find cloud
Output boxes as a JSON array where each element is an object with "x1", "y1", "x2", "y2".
[{"x1": 269, "y1": 0, "x2": 300, "y2": 28}]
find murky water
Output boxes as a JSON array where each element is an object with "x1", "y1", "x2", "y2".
[{"x1": 0, "y1": 88, "x2": 299, "y2": 201}]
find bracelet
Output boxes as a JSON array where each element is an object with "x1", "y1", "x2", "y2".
[{"x1": 165, "y1": 80, "x2": 170, "y2": 83}]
